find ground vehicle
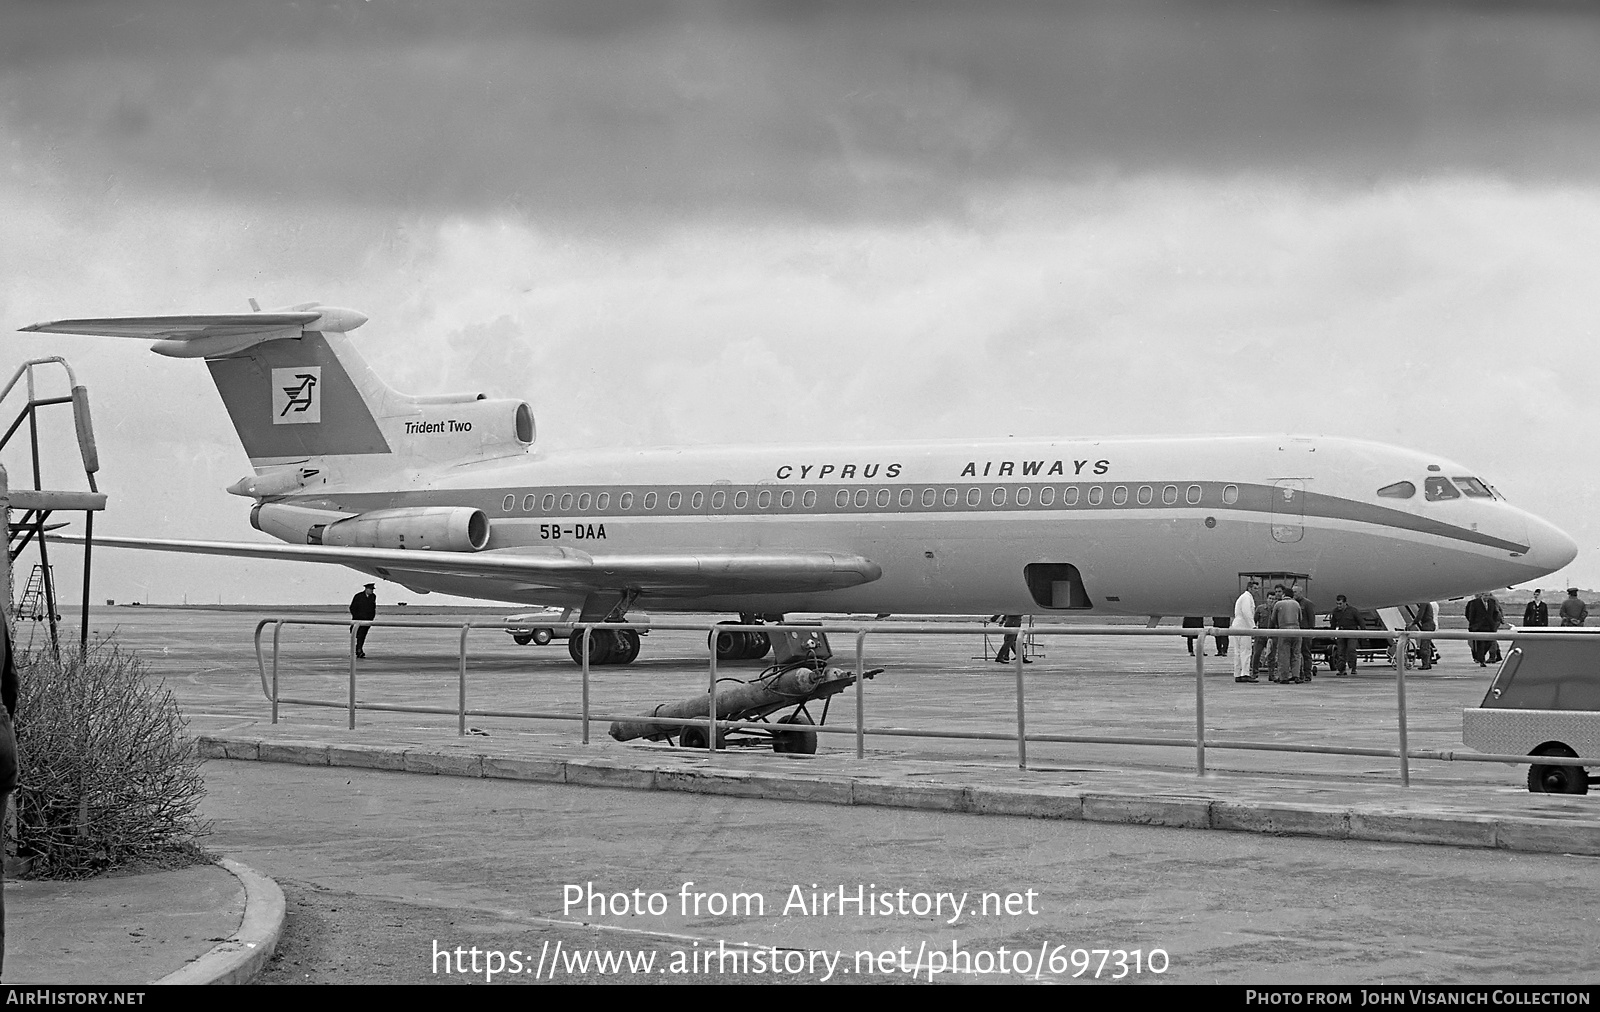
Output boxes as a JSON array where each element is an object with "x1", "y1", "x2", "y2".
[{"x1": 1461, "y1": 630, "x2": 1600, "y2": 794}]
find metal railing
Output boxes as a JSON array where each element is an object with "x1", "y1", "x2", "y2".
[{"x1": 250, "y1": 617, "x2": 1600, "y2": 786}]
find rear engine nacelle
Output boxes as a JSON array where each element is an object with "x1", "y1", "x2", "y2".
[{"x1": 308, "y1": 506, "x2": 490, "y2": 552}]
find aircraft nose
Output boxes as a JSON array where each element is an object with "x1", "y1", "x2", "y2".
[{"x1": 1523, "y1": 511, "x2": 1579, "y2": 576}]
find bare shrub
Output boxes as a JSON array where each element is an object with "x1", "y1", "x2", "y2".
[{"x1": 13, "y1": 641, "x2": 209, "y2": 879}]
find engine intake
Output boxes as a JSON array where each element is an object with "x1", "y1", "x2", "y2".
[{"x1": 307, "y1": 506, "x2": 490, "y2": 552}]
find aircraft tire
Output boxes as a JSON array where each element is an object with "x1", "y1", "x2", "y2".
[
  {"x1": 512, "y1": 633, "x2": 533, "y2": 646},
  {"x1": 1527, "y1": 744, "x2": 1588, "y2": 795},
  {"x1": 569, "y1": 630, "x2": 616, "y2": 666},
  {"x1": 771, "y1": 712, "x2": 818, "y2": 755},
  {"x1": 713, "y1": 626, "x2": 747, "y2": 661}
]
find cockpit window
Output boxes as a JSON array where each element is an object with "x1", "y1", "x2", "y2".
[
  {"x1": 1424, "y1": 476, "x2": 1461, "y2": 501},
  {"x1": 1452, "y1": 476, "x2": 1494, "y2": 498},
  {"x1": 1377, "y1": 481, "x2": 1416, "y2": 499}
]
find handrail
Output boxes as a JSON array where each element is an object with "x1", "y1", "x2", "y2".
[{"x1": 247, "y1": 617, "x2": 1600, "y2": 785}]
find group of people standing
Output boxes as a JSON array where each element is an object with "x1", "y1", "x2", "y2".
[{"x1": 1224, "y1": 581, "x2": 1326, "y2": 684}]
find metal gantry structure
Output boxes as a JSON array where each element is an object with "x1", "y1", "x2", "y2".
[{"x1": 0, "y1": 357, "x2": 106, "y2": 658}]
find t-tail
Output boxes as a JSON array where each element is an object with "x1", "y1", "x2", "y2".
[{"x1": 20, "y1": 302, "x2": 537, "y2": 499}]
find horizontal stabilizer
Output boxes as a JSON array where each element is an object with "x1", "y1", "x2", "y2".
[
  {"x1": 21, "y1": 305, "x2": 368, "y2": 358},
  {"x1": 55, "y1": 535, "x2": 882, "y2": 597}
]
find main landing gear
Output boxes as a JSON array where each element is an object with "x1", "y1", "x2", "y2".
[
  {"x1": 568, "y1": 627, "x2": 642, "y2": 666},
  {"x1": 710, "y1": 614, "x2": 778, "y2": 662}
]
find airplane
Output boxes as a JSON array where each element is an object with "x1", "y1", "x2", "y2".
[{"x1": 19, "y1": 302, "x2": 1580, "y2": 666}]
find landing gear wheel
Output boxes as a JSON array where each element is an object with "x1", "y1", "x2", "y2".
[
  {"x1": 771, "y1": 711, "x2": 818, "y2": 755},
  {"x1": 613, "y1": 628, "x2": 641, "y2": 665},
  {"x1": 532, "y1": 628, "x2": 554, "y2": 646},
  {"x1": 569, "y1": 630, "x2": 616, "y2": 666},
  {"x1": 1528, "y1": 744, "x2": 1589, "y2": 795},
  {"x1": 512, "y1": 633, "x2": 533, "y2": 646},
  {"x1": 744, "y1": 632, "x2": 771, "y2": 660},
  {"x1": 713, "y1": 624, "x2": 746, "y2": 661}
]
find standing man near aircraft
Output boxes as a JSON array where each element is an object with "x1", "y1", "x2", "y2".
[
  {"x1": 1328, "y1": 595, "x2": 1362, "y2": 676},
  {"x1": 1232, "y1": 582, "x2": 1259, "y2": 683},
  {"x1": 1560, "y1": 588, "x2": 1589, "y2": 626},
  {"x1": 1293, "y1": 585, "x2": 1317, "y2": 679},
  {"x1": 993, "y1": 614, "x2": 1024, "y2": 664},
  {"x1": 350, "y1": 582, "x2": 377, "y2": 659},
  {"x1": 1523, "y1": 590, "x2": 1549, "y2": 627},
  {"x1": 1269, "y1": 586, "x2": 1303, "y2": 684}
]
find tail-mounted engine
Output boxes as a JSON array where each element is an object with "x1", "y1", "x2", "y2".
[{"x1": 253, "y1": 502, "x2": 489, "y2": 552}]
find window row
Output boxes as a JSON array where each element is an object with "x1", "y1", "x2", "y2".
[{"x1": 499, "y1": 483, "x2": 1239, "y2": 514}]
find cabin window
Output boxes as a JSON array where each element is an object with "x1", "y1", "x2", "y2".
[
  {"x1": 802, "y1": 489, "x2": 817, "y2": 508},
  {"x1": 502, "y1": 494, "x2": 515, "y2": 512},
  {"x1": 559, "y1": 493, "x2": 574, "y2": 511},
  {"x1": 1016, "y1": 486, "x2": 1032, "y2": 506},
  {"x1": 1111, "y1": 486, "x2": 1128, "y2": 505},
  {"x1": 1222, "y1": 484, "x2": 1239, "y2": 505},
  {"x1": 667, "y1": 491, "x2": 681, "y2": 510},
  {"x1": 578, "y1": 492, "x2": 591, "y2": 511},
  {"x1": 1424, "y1": 477, "x2": 1460, "y2": 501},
  {"x1": 1087, "y1": 486, "x2": 1104, "y2": 505},
  {"x1": 1063, "y1": 486, "x2": 1080, "y2": 505},
  {"x1": 1039, "y1": 486, "x2": 1055, "y2": 506},
  {"x1": 690, "y1": 491, "x2": 703, "y2": 509},
  {"x1": 1136, "y1": 485, "x2": 1152, "y2": 505},
  {"x1": 643, "y1": 492, "x2": 657, "y2": 510},
  {"x1": 757, "y1": 489, "x2": 772, "y2": 509},
  {"x1": 1162, "y1": 485, "x2": 1178, "y2": 505},
  {"x1": 619, "y1": 492, "x2": 633, "y2": 510},
  {"x1": 855, "y1": 489, "x2": 870, "y2": 508},
  {"x1": 836, "y1": 490, "x2": 850, "y2": 508},
  {"x1": 522, "y1": 494, "x2": 536, "y2": 512},
  {"x1": 596, "y1": 492, "x2": 610, "y2": 510},
  {"x1": 1377, "y1": 481, "x2": 1415, "y2": 499},
  {"x1": 1186, "y1": 484, "x2": 1202, "y2": 505},
  {"x1": 711, "y1": 490, "x2": 726, "y2": 510},
  {"x1": 1453, "y1": 476, "x2": 1494, "y2": 498},
  {"x1": 780, "y1": 489, "x2": 794, "y2": 508},
  {"x1": 992, "y1": 486, "x2": 1008, "y2": 506},
  {"x1": 899, "y1": 488, "x2": 914, "y2": 507},
  {"x1": 922, "y1": 487, "x2": 937, "y2": 507},
  {"x1": 876, "y1": 488, "x2": 891, "y2": 507},
  {"x1": 943, "y1": 487, "x2": 958, "y2": 507},
  {"x1": 966, "y1": 487, "x2": 982, "y2": 507},
  {"x1": 733, "y1": 490, "x2": 747, "y2": 509}
]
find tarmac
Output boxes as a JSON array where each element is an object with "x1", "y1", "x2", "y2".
[
  {"x1": 13, "y1": 716, "x2": 1600, "y2": 985},
  {"x1": 14, "y1": 607, "x2": 1600, "y2": 984}
]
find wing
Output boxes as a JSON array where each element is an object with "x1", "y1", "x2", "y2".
[{"x1": 56, "y1": 535, "x2": 882, "y2": 597}]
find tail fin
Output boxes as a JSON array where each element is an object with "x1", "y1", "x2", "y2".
[{"x1": 21, "y1": 303, "x2": 535, "y2": 485}]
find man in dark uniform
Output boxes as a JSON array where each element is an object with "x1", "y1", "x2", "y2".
[
  {"x1": 1328, "y1": 594, "x2": 1362, "y2": 676},
  {"x1": 0, "y1": 614, "x2": 19, "y2": 980},
  {"x1": 1523, "y1": 590, "x2": 1549, "y2": 627},
  {"x1": 1465, "y1": 592, "x2": 1503, "y2": 666},
  {"x1": 350, "y1": 583, "x2": 377, "y2": 658},
  {"x1": 1292, "y1": 586, "x2": 1316, "y2": 679},
  {"x1": 992, "y1": 614, "x2": 1026, "y2": 664}
]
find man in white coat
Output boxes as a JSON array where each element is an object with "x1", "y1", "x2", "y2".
[{"x1": 1233, "y1": 581, "x2": 1261, "y2": 682}]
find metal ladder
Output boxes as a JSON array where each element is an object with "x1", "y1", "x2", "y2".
[{"x1": 15, "y1": 564, "x2": 56, "y2": 622}]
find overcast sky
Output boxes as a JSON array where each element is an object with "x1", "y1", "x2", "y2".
[{"x1": 5, "y1": 0, "x2": 1600, "y2": 607}]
